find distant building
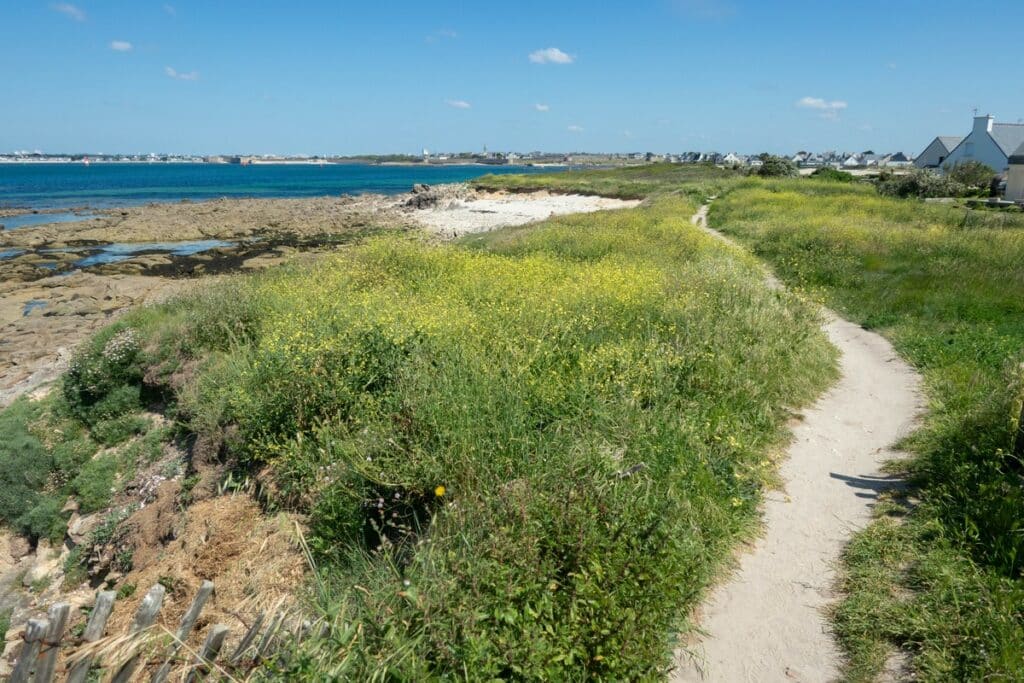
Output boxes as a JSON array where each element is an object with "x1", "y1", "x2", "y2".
[
  {"x1": 1007, "y1": 142, "x2": 1024, "y2": 203},
  {"x1": 939, "y1": 115, "x2": 1024, "y2": 172},
  {"x1": 883, "y1": 152, "x2": 912, "y2": 168},
  {"x1": 914, "y1": 136, "x2": 962, "y2": 169}
]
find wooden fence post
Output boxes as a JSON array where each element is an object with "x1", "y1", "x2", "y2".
[
  {"x1": 110, "y1": 584, "x2": 166, "y2": 683},
  {"x1": 9, "y1": 618, "x2": 48, "y2": 683},
  {"x1": 184, "y1": 624, "x2": 229, "y2": 683},
  {"x1": 151, "y1": 580, "x2": 215, "y2": 683},
  {"x1": 33, "y1": 603, "x2": 71, "y2": 683},
  {"x1": 66, "y1": 590, "x2": 117, "y2": 683},
  {"x1": 229, "y1": 611, "x2": 265, "y2": 664}
]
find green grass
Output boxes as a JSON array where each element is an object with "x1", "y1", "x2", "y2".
[
  {"x1": 711, "y1": 178, "x2": 1024, "y2": 680},
  {"x1": 0, "y1": 172, "x2": 837, "y2": 678},
  {"x1": 474, "y1": 162, "x2": 744, "y2": 200}
]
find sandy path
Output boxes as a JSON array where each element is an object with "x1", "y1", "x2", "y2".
[{"x1": 672, "y1": 204, "x2": 922, "y2": 682}]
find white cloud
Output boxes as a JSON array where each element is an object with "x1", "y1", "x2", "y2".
[
  {"x1": 110, "y1": 40, "x2": 132, "y2": 52},
  {"x1": 623, "y1": 129, "x2": 634, "y2": 138},
  {"x1": 51, "y1": 3, "x2": 86, "y2": 21},
  {"x1": 163, "y1": 3, "x2": 176, "y2": 16},
  {"x1": 445, "y1": 99, "x2": 471, "y2": 109},
  {"x1": 165, "y1": 66, "x2": 199, "y2": 81},
  {"x1": 796, "y1": 96, "x2": 847, "y2": 120},
  {"x1": 529, "y1": 47, "x2": 574, "y2": 64},
  {"x1": 568, "y1": 124, "x2": 584, "y2": 133},
  {"x1": 534, "y1": 103, "x2": 550, "y2": 112}
]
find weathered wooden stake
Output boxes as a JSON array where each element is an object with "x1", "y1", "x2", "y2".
[
  {"x1": 111, "y1": 583, "x2": 166, "y2": 683},
  {"x1": 66, "y1": 590, "x2": 116, "y2": 683},
  {"x1": 229, "y1": 611, "x2": 265, "y2": 664},
  {"x1": 184, "y1": 624, "x2": 229, "y2": 683},
  {"x1": 151, "y1": 580, "x2": 215, "y2": 683},
  {"x1": 33, "y1": 603, "x2": 71, "y2": 683},
  {"x1": 9, "y1": 618, "x2": 48, "y2": 683}
]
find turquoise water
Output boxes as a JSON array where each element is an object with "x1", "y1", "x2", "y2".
[
  {"x1": 73, "y1": 240, "x2": 233, "y2": 267},
  {"x1": 0, "y1": 211, "x2": 98, "y2": 230},
  {"x1": 0, "y1": 163, "x2": 550, "y2": 210}
]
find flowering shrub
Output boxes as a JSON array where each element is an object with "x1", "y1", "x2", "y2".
[{"x1": 63, "y1": 325, "x2": 144, "y2": 424}]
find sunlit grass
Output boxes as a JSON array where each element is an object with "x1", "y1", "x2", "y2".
[{"x1": 713, "y1": 179, "x2": 1024, "y2": 681}]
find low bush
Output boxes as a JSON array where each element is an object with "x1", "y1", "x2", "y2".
[
  {"x1": 876, "y1": 168, "x2": 967, "y2": 198},
  {"x1": 810, "y1": 167, "x2": 854, "y2": 182},
  {"x1": 753, "y1": 154, "x2": 798, "y2": 178}
]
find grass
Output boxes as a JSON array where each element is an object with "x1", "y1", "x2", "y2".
[
  {"x1": 474, "y1": 162, "x2": 744, "y2": 200},
  {"x1": 711, "y1": 178, "x2": 1024, "y2": 680},
  {"x1": 0, "y1": 168, "x2": 837, "y2": 678}
]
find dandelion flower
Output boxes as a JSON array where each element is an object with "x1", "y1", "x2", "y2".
[{"x1": 435, "y1": 485, "x2": 446, "y2": 497}]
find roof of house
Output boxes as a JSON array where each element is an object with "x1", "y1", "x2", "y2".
[
  {"x1": 1010, "y1": 141, "x2": 1024, "y2": 165},
  {"x1": 989, "y1": 124, "x2": 1024, "y2": 156},
  {"x1": 937, "y1": 136, "x2": 963, "y2": 152}
]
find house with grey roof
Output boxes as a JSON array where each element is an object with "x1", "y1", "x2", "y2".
[
  {"x1": 939, "y1": 115, "x2": 1024, "y2": 172},
  {"x1": 914, "y1": 136, "x2": 963, "y2": 169},
  {"x1": 1007, "y1": 142, "x2": 1024, "y2": 203}
]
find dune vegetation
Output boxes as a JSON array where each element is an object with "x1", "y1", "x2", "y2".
[
  {"x1": 0, "y1": 177, "x2": 838, "y2": 678},
  {"x1": 712, "y1": 179, "x2": 1024, "y2": 680}
]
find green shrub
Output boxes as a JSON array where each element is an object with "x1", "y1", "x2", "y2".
[
  {"x1": 946, "y1": 160, "x2": 997, "y2": 195},
  {"x1": 876, "y1": 168, "x2": 967, "y2": 198},
  {"x1": 810, "y1": 167, "x2": 854, "y2": 182},
  {"x1": 754, "y1": 154, "x2": 798, "y2": 177},
  {"x1": 91, "y1": 414, "x2": 150, "y2": 447},
  {"x1": 0, "y1": 399, "x2": 56, "y2": 538},
  {"x1": 71, "y1": 453, "x2": 119, "y2": 513},
  {"x1": 62, "y1": 326, "x2": 144, "y2": 425}
]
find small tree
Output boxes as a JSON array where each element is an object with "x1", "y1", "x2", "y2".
[{"x1": 755, "y1": 154, "x2": 798, "y2": 177}]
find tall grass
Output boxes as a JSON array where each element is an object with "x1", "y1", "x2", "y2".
[
  {"x1": 713, "y1": 179, "x2": 1024, "y2": 680},
  {"x1": 0, "y1": 189, "x2": 837, "y2": 678},
  {"x1": 474, "y1": 162, "x2": 744, "y2": 201}
]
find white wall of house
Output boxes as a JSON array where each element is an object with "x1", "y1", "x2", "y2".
[
  {"x1": 1007, "y1": 163, "x2": 1024, "y2": 202},
  {"x1": 942, "y1": 116, "x2": 1009, "y2": 172},
  {"x1": 914, "y1": 138, "x2": 952, "y2": 168}
]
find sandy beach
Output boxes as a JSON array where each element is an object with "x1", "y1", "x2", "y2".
[{"x1": 0, "y1": 184, "x2": 637, "y2": 407}]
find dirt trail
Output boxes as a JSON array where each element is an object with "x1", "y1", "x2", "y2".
[{"x1": 673, "y1": 204, "x2": 923, "y2": 682}]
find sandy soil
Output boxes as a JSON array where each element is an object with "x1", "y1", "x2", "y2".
[
  {"x1": 672, "y1": 204, "x2": 923, "y2": 682},
  {"x1": 411, "y1": 190, "x2": 639, "y2": 237}
]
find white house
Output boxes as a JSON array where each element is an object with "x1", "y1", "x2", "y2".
[
  {"x1": 722, "y1": 152, "x2": 742, "y2": 165},
  {"x1": 914, "y1": 136, "x2": 962, "y2": 169},
  {"x1": 940, "y1": 115, "x2": 1024, "y2": 172},
  {"x1": 1007, "y1": 142, "x2": 1024, "y2": 203}
]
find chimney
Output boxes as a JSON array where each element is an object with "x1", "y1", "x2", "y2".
[{"x1": 973, "y1": 114, "x2": 995, "y2": 134}]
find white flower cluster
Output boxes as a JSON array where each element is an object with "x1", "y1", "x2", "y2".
[{"x1": 102, "y1": 328, "x2": 140, "y2": 364}]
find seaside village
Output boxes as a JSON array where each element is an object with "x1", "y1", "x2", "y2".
[{"x1": 2, "y1": 113, "x2": 1022, "y2": 202}]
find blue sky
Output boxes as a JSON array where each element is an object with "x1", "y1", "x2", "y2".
[{"x1": 3, "y1": 0, "x2": 1023, "y2": 155}]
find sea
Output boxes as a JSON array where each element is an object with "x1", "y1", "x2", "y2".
[{"x1": 0, "y1": 163, "x2": 553, "y2": 211}]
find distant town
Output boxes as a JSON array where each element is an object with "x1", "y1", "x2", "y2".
[{"x1": 0, "y1": 149, "x2": 918, "y2": 170}]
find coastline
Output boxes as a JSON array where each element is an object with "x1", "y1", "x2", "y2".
[{"x1": 0, "y1": 184, "x2": 637, "y2": 407}]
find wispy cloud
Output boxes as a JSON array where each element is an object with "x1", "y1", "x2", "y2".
[
  {"x1": 568, "y1": 124, "x2": 584, "y2": 133},
  {"x1": 670, "y1": 0, "x2": 735, "y2": 20},
  {"x1": 110, "y1": 40, "x2": 132, "y2": 52},
  {"x1": 796, "y1": 96, "x2": 848, "y2": 120},
  {"x1": 163, "y1": 3, "x2": 176, "y2": 16},
  {"x1": 51, "y1": 3, "x2": 86, "y2": 21},
  {"x1": 887, "y1": 62, "x2": 897, "y2": 70},
  {"x1": 534, "y1": 103, "x2": 550, "y2": 112},
  {"x1": 165, "y1": 66, "x2": 199, "y2": 81},
  {"x1": 529, "y1": 47, "x2": 574, "y2": 64},
  {"x1": 426, "y1": 29, "x2": 457, "y2": 43},
  {"x1": 445, "y1": 99, "x2": 471, "y2": 109},
  {"x1": 623, "y1": 129, "x2": 634, "y2": 138}
]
